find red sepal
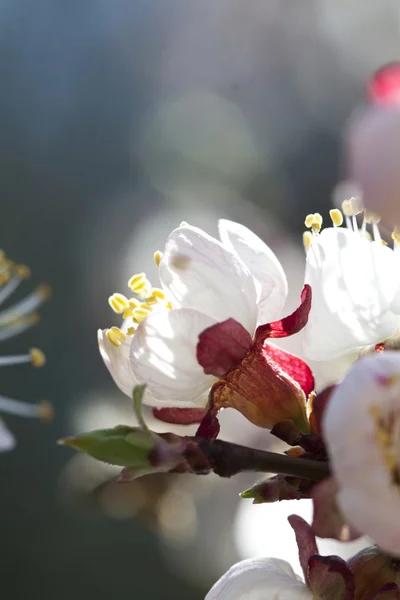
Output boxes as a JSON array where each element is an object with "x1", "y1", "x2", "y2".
[
  {"x1": 153, "y1": 407, "x2": 205, "y2": 425},
  {"x1": 255, "y1": 284, "x2": 312, "y2": 342}
]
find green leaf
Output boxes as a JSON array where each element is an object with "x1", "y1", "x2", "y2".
[{"x1": 58, "y1": 425, "x2": 155, "y2": 467}]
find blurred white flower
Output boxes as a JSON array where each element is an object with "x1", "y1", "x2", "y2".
[
  {"x1": 98, "y1": 219, "x2": 287, "y2": 408},
  {"x1": 301, "y1": 203, "x2": 400, "y2": 361},
  {"x1": 0, "y1": 253, "x2": 51, "y2": 451},
  {"x1": 206, "y1": 557, "x2": 311, "y2": 600},
  {"x1": 324, "y1": 351, "x2": 400, "y2": 555}
]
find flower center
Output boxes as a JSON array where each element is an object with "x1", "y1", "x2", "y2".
[
  {"x1": 105, "y1": 251, "x2": 171, "y2": 347},
  {"x1": 302, "y1": 197, "x2": 400, "y2": 252},
  {"x1": 370, "y1": 385, "x2": 400, "y2": 485}
]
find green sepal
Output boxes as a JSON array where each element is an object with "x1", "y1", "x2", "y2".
[{"x1": 59, "y1": 425, "x2": 155, "y2": 468}]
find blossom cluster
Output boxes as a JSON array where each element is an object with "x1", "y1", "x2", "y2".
[{"x1": 61, "y1": 197, "x2": 400, "y2": 598}]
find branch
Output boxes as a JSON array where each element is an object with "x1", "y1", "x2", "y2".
[{"x1": 186, "y1": 437, "x2": 330, "y2": 481}]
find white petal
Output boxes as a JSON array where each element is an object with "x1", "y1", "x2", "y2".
[
  {"x1": 159, "y1": 225, "x2": 258, "y2": 334},
  {"x1": 302, "y1": 227, "x2": 399, "y2": 360},
  {"x1": 130, "y1": 308, "x2": 217, "y2": 406},
  {"x1": 98, "y1": 329, "x2": 140, "y2": 399},
  {"x1": 206, "y1": 557, "x2": 311, "y2": 600},
  {"x1": 219, "y1": 219, "x2": 288, "y2": 324},
  {"x1": 0, "y1": 418, "x2": 16, "y2": 452},
  {"x1": 324, "y1": 352, "x2": 400, "y2": 555}
]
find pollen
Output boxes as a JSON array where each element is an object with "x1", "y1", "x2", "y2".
[
  {"x1": 38, "y1": 400, "x2": 54, "y2": 422},
  {"x1": 128, "y1": 273, "x2": 152, "y2": 298},
  {"x1": 15, "y1": 264, "x2": 31, "y2": 279},
  {"x1": 329, "y1": 209, "x2": 343, "y2": 227},
  {"x1": 108, "y1": 293, "x2": 130, "y2": 314},
  {"x1": 392, "y1": 227, "x2": 400, "y2": 244},
  {"x1": 342, "y1": 197, "x2": 363, "y2": 217},
  {"x1": 364, "y1": 210, "x2": 381, "y2": 225},
  {"x1": 37, "y1": 283, "x2": 52, "y2": 301},
  {"x1": 126, "y1": 327, "x2": 136, "y2": 336},
  {"x1": 106, "y1": 326, "x2": 126, "y2": 347},
  {"x1": 370, "y1": 404, "x2": 399, "y2": 476},
  {"x1": 132, "y1": 307, "x2": 150, "y2": 323},
  {"x1": 154, "y1": 251, "x2": 163, "y2": 267},
  {"x1": 303, "y1": 231, "x2": 313, "y2": 251},
  {"x1": 30, "y1": 348, "x2": 46, "y2": 368}
]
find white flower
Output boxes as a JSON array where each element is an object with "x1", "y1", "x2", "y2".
[
  {"x1": 301, "y1": 203, "x2": 400, "y2": 361},
  {"x1": 205, "y1": 557, "x2": 311, "y2": 600},
  {"x1": 98, "y1": 220, "x2": 287, "y2": 408},
  {"x1": 324, "y1": 351, "x2": 400, "y2": 555},
  {"x1": 0, "y1": 254, "x2": 51, "y2": 452}
]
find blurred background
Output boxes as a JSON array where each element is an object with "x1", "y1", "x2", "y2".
[{"x1": 0, "y1": 1, "x2": 398, "y2": 598}]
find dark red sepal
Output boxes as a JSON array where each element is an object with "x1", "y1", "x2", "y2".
[
  {"x1": 307, "y1": 555, "x2": 355, "y2": 600},
  {"x1": 152, "y1": 407, "x2": 205, "y2": 425},
  {"x1": 197, "y1": 318, "x2": 252, "y2": 378},
  {"x1": 263, "y1": 344, "x2": 314, "y2": 396},
  {"x1": 255, "y1": 284, "x2": 312, "y2": 342}
]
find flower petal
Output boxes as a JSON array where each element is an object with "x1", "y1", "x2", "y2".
[
  {"x1": 0, "y1": 418, "x2": 16, "y2": 452},
  {"x1": 197, "y1": 318, "x2": 252, "y2": 378},
  {"x1": 324, "y1": 351, "x2": 400, "y2": 555},
  {"x1": 219, "y1": 219, "x2": 288, "y2": 324},
  {"x1": 159, "y1": 224, "x2": 258, "y2": 334},
  {"x1": 302, "y1": 228, "x2": 399, "y2": 360},
  {"x1": 206, "y1": 557, "x2": 311, "y2": 600},
  {"x1": 98, "y1": 329, "x2": 137, "y2": 398},
  {"x1": 130, "y1": 308, "x2": 217, "y2": 406}
]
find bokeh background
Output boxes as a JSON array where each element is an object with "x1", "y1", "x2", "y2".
[{"x1": 0, "y1": 1, "x2": 398, "y2": 598}]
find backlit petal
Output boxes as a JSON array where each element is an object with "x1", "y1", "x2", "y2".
[
  {"x1": 130, "y1": 308, "x2": 217, "y2": 406},
  {"x1": 324, "y1": 352, "x2": 400, "y2": 555},
  {"x1": 302, "y1": 228, "x2": 399, "y2": 360},
  {"x1": 159, "y1": 224, "x2": 258, "y2": 334},
  {"x1": 206, "y1": 557, "x2": 311, "y2": 600},
  {"x1": 219, "y1": 219, "x2": 288, "y2": 324}
]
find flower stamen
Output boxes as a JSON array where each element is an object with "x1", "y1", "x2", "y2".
[{"x1": 106, "y1": 326, "x2": 126, "y2": 347}]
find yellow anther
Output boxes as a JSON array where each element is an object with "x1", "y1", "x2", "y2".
[
  {"x1": 37, "y1": 283, "x2": 52, "y2": 301},
  {"x1": 126, "y1": 327, "x2": 136, "y2": 336},
  {"x1": 342, "y1": 197, "x2": 363, "y2": 217},
  {"x1": 329, "y1": 209, "x2": 343, "y2": 227},
  {"x1": 180, "y1": 221, "x2": 189, "y2": 227},
  {"x1": 106, "y1": 326, "x2": 126, "y2": 347},
  {"x1": 108, "y1": 293, "x2": 130, "y2": 314},
  {"x1": 304, "y1": 214, "x2": 315, "y2": 228},
  {"x1": 303, "y1": 231, "x2": 313, "y2": 252},
  {"x1": 145, "y1": 294, "x2": 158, "y2": 306},
  {"x1": 38, "y1": 400, "x2": 54, "y2": 422},
  {"x1": 132, "y1": 307, "x2": 150, "y2": 323},
  {"x1": 14, "y1": 264, "x2": 31, "y2": 279},
  {"x1": 154, "y1": 250, "x2": 163, "y2": 267},
  {"x1": 0, "y1": 271, "x2": 10, "y2": 286},
  {"x1": 128, "y1": 298, "x2": 140, "y2": 308},
  {"x1": 151, "y1": 288, "x2": 165, "y2": 300},
  {"x1": 26, "y1": 312, "x2": 40, "y2": 325},
  {"x1": 392, "y1": 226, "x2": 400, "y2": 244},
  {"x1": 166, "y1": 301, "x2": 172, "y2": 309},
  {"x1": 364, "y1": 210, "x2": 381, "y2": 225},
  {"x1": 30, "y1": 348, "x2": 46, "y2": 368},
  {"x1": 127, "y1": 272, "x2": 146, "y2": 287},
  {"x1": 122, "y1": 308, "x2": 133, "y2": 319},
  {"x1": 382, "y1": 240, "x2": 388, "y2": 247},
  {"x1": 342, "y1": 199, "x2": 353, "y2": 217},
  {"x1": 128, "y1": 273, "x2": 151, "y2": 298}
]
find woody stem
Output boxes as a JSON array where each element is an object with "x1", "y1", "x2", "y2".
[{"x1": 192, "y1": 438, "x2": 330, "y2": 481}]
